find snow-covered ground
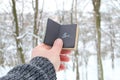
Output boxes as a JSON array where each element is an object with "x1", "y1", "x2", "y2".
[
  {"x1": 0, "y1": 56, "x2": 120, "y2": 80},
  {"x1": 57, "y1": 56, "x2": 120, "y2": 80},
  {"x1": 0, "y1": 66, "x2": 13, "y2": 77}
]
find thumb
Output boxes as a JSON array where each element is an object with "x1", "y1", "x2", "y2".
[{"x1": 51, "y1": 38, "x2": 63, "y2": 55}]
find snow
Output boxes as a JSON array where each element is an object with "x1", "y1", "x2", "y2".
[
  {"x1": 103, "y1": 58, "x2": 120, "y2": 80},
  {"x1": 0, "y1": 66, "x2": 12, "y2": 77},
  {"x1": 0, "y1": 0, "x2": 93, "y2": 13},
  {"x1": 0, "y1": 56, "x2": 120, "y2": 80},
  {"x1": 57, "y1": 56, "x2": 120, "y2": 80}
]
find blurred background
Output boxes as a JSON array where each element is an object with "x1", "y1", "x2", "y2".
[{"x1": 0, "y1": 0, "x2": 120, "y2": 80}]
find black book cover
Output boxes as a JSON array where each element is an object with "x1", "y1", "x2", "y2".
[{"x1": 44, "y1": 18, "x2": 78, "y2": 50}]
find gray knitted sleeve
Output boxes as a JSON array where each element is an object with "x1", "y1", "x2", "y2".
[{"x1": 0, "y1": 57, "x2": 57, "y2": 80}]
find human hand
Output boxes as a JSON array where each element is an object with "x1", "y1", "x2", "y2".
[{"x1": 32, "y1": 38, "x2": 71, "y2": 71}]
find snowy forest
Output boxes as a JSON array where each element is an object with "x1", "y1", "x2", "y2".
[{"x1": 0, "y1": 0, "x2": 120, "y2": 80}]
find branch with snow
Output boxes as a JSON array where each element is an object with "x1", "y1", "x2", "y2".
[
  {"x1": 16, "y1": 32, "x2": 29, "y2": 40},
  {"x1": 100, "y1": 28, "x2": 120, "y2": 47}
]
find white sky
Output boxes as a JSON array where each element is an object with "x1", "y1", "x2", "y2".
[
  {"x1": 0, "y1": 0, "x2": 118, "y2": 14},
  {"x1": 0, "y1": 0, "x2": 93, "y2": 13}
]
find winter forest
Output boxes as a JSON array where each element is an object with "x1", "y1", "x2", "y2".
[{"x1": 0, "y1": 0, "x2": 120, "y2": 80}]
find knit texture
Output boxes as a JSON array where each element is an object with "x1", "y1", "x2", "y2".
[{"x1": 0, "y1": 57, "x2": 57, "y2": 80}]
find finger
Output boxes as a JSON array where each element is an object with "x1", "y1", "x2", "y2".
[
  {"x1": 59, "y1": 64, "x2": 65, "y2": 71},
  {"x1": 38, "y1": 43, "x2": 45, "y2": 47},
  {"x1": 60, "y1": 55, "x2": 69, "y2": 62},
  {"x1": 51, "y1": 38, "x2": 63, "y2": 55},
  {"x1": 42, "y1": 44, "x2": 51, "y2": 49},
  {"x1": 38, "y1": 43, "x2": 51, "y2": 49},
  {"x1": 61, "y1": 50, "x2": 71, "y2": 54}
]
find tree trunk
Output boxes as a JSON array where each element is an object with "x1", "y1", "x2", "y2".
[
  {"x1": 61, "y1": 1, "x2": 65, "y2": 24},
  {"x1": 12, "y1": 0, "x2": 25, "y2": 64},
  {"x1": 38, "y1": 0, "x2": 44, "y2": 40},
  {"x1": 110, "y1": 25, "x2": 115, "y2": 69},
  {"x1": 75, "y1": 0, "x2": 77, "y2": 23},
  {"x1": 70, "y1": 0, "x2": 76, "y2": 72},
  {"x1": 75, "y1": 49, "x2": 80, "y2": 80},
  {"x1": 75, "y1": 0, "x2": 80, "y2": 79},
  {"x1": 0, "y1": 53, "x2": 4, "y2": 66},
  {"x1": 33, "y1": 0, "x2": 39, "y2": 48},
  {"x1": 0, "y1": 33, "x2": 5, "y2": 66},
  {"x1": 70, "y1": 0, "x2": 74, "y2": 24},
  {"x1": 92, "y1": 0, "x2": 104, "y2": 80}
]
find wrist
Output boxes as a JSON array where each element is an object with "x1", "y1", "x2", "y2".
[{"x1": 30, "y1": 57, "x2": 57, "y2": 79}]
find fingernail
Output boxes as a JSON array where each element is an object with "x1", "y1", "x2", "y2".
[{"x1": 55, "y1": 38, "x2": 63, "y2": 45}]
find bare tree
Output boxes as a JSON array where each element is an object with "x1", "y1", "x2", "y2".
[
  {"x1": 61, "y1": 1, "x2": 65, "y2": 23},
  {"x1": 75, "y1": 0, "x2": 78, "y2": 23},
  {"x1": 110, "y1": 25, "x2": 115, "y2": 69},
  {"x1": 70, "y1": 0, "x2": 74, "y2": 24},
  {"x1": 70, "y1": 0, "x2": 80, "y2": 80},
  {"x1": 12, "y1": 0, "x2": 25, "y2": 63},
  {"x1": 75, "y1": 0, "x2": 80, "y2": 80},
  {"x1": 74, "y1": 49, "x2": 80, "y2": 80},
  {"x1": 107, "y1": 12, "x2": 116, "y2": 69},
  {"x1": 0, "y1": 41, "x2": 5, "y2": 66},
  {"x1": 38, "y1": 0, "x2": 45, "y2": 40},
  {"x1": 33, "y1": 0, "x2": 39, "y2": 47},
  {"x1": 21, "y1": 0, "x2": 24, "y2": 28},
  {"x1": 92, "y1": 0, "x2": 104, "y2": 80}
]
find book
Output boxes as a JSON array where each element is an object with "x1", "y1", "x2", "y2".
[{"x1": 44, "y1": 18, "x2": 78, "y2": 50}]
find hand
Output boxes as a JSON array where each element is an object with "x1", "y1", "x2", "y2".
[{"x1": 32, "y1": 38, "x2": 71, "y2": 71}]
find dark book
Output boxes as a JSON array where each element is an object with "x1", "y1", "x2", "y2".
[{"x1": 44, "y1": 18, "x2": 78, "y2": 50}]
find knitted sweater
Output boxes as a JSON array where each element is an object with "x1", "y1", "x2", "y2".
[{"x1": 0, "y1": 57, "x2": 57, "y2": 80}]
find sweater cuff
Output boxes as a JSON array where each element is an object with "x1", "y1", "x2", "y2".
[{"x1": 30, "y1": 57, "x2": 56, "y2": 80}]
